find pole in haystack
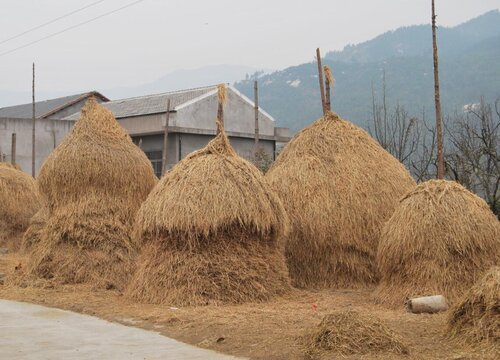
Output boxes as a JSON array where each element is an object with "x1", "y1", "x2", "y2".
[
  {"x1": 254, "y1": 80, "x2": 260, "y2": 157},
  {"x1": 432, "y1": 0, "x2": 445, "y2": 179},
  {"x1": 161, "y1": 98, "x2": 171, "y2": 175},
  {"x1": 11, "y1": 133, "x2": 16, "y2": 165},
  {"x1": 324, "y1": 65, "x2": 334, "y2": 112},
  {"x1": 31, "y1": 62, "x2": 36, "y2": 177},
  {"x1": 216, "y1": 84, "x2": 227, "y2": 135},
  {"x1": 316, "y1": 48, "x2": 326, "y2": 115}
]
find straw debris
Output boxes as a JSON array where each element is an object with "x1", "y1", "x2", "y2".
[
  {"x1": 266, "y1": 112, "x2": 415, "y2": 289},
  {"x1": 0, "y1": 163, "x2": 41, "y2": 250},
  {"x1": 447, "y1": 266, "x2": 500, "y2": 351},
  {"x1": 26, "y1": 98, "x2": 157, "y2": 289},
  {"x1": 375, "y1": 180, "x2": 500, "y2": 306},
  {"x1": 126, "y1": 121, "x2": 291, "y2": 306},
  {"x1": 302, "y1": 310, "x2": 409, "y2": 358}
]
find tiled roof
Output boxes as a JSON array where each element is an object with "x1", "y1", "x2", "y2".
[
  {"x1": 0, "y1": 91, "x2": 108, "y2": 119},
  {"x1": 65, "y1": 85, "x2": 218, "y2": 120}
]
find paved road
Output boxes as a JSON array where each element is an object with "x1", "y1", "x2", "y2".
[{"x1": 0, "y1": 300, "x2": 241, "y2": 360}]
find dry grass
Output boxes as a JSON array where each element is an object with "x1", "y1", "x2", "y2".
[
  {"x1": 0, "y1": 162, "x2": 41, "y2": 250},
  {"x1": 20, "y1": 206, "x2": 48, "y2": 252},
  {"x1": 448, "y1": 266, "x2": 500, "y2": 351},
  {"x1": 302, "y1": 310, "x2": 409, "y2": 358},
  {"x1": 127, "y1": 122, "x2": 291, "y2": 305},
  {"x1": 266, "y1": 112, "x2": 416, "y2": 289},
  {"x1": 374, "y1": 180, "x2": 500, "y2": 307},
  {"x1": 23, "y1": 98, "x2": 157, "y2": 290}
]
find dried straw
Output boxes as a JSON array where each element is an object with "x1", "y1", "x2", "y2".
[
  {"x1": 21, "y1": 206, "x2": 49, "y2": 252},
  {"x1": 217, "y1": 83, "x2": 227, "y2": 106},
  {"x1": 374, "y1": 180, "x2": 500, "y2": 307},
  {"x1": 126, "y1": 121, "x2": 291, "y2": 306},
  {"x1": 447, "y1": 266, "x2": 499, "y2": 351},
  {"x1": 323, "y1": 65, "x2": 334, "y2": 86},
  {"x1": 25, "y1": 98, "x2": 157, "y2": 289},
  {"x1": 266, "y1": 112, "x2": 415, "y2": 289},
  {"x1": 0, "y1": 163, "x2": 41, "y2": 250},
  {"x1": 302, "y1": 310, "x2": 409, "y2": 357}
]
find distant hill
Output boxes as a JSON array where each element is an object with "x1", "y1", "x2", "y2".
[{"x1": 234, "y1": 10, "x2": 500, "y2": 132}]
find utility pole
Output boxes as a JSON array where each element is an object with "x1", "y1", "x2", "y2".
[
  {"x1": 254, "y1": 80, "x2": 259, "y2": 157},
  {"x1": 432, "y1": 0, "x2": 445, "y2": 179},
  {"x1": 316, "y1": 48, "x2": 326, "y2": 115},
  {"x1": 11, "y1": 133, "x2": 16, "y2": 165},
  {"x1": 161, "y1": 99, "x2": 171, "y2": 175},
  {"x1": 31, "y1": 63, "x2": 36, "y2": 177}
]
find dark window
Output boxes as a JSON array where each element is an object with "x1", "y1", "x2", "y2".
[{"x1": 144, "y1": 151, "x2": 163, "y2": 177}]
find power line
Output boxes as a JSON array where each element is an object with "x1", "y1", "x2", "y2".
[
  {"x1": 0, "y1": 0, "x2": 107, "y2": 46},
  {"x1": 0, "y1": 0, "x2": 146, "y2": 58}
]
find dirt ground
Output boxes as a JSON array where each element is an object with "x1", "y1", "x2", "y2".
[{"x1": 0, "y1": 252, "x2": 493, "y2": 360}]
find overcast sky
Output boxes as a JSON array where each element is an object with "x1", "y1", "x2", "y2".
[{"x1": 0, "y1": 0, "x2": 499, "y2": 93}]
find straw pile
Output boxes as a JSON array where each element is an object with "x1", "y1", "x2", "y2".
[
  {"x1": 26, "y1": 98, "x2": 157, "y2": 289},
  {"x1": 0, "y1": 163, "x2": 41, "y2": 250},
  {"x1": 266, "y1": 112, "x2": 415, "y2": 288},
  {"x1": 375, "y1": 180, "x2": 500, "y2": 306},
  {"x1": 21, "y1": 206, "x2": 49, "y2": 252},
  {"x1": 448, "y1": 266, "x2": 499, "y2": 351},
  {"x1": 126, "y1": 121, "x2": 291, "y2": 306},
  {"x1": 302, "y1": 310, "x2": 409, "y2": 358}
]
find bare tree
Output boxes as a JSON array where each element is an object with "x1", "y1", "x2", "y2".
[{"x1": 446, "y1": 98, "x2": 500, "y2": 217}]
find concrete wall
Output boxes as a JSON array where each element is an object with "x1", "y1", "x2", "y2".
[
  {"x1": 0, "y1": 117, "x2": 74, "y2": 175},
  {"x1": 174, "y1": 88, "x2": 275, "y2": 136}
]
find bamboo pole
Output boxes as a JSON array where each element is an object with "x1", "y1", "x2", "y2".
[
  {"x1": 432, "y1": 0, "x2": 445, "y2": 179},
  {"x1": 316, "y1": 48, "x2": 326, "y2": 115},
  {"x1": 216, "y1": 84, "x2": 226, "y2": 134},
  {"x1": 31, "y1": 63, "x2": 36, "y2": 177},
  {"x1": 254, "y1": 80, "x2": 260, "y2": 157},
  {"x1": 11, "y1": 133, "x2": 16, "y2": 165},
  {"x1": 161, "y1": 98, "x2": 171, "y2": 175}
]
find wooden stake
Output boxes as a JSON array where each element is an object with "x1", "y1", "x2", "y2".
[
  {"x1": 324, "y1": 65, "x2": 332, "y2": 112},
  {"x1": 432, "y1": 0, "x2": 445, "y2": 179},
  {"x1": 161, "y1": 98, "x2": 171, "y2": 175},
  {"x1": 31, "y1": 63, "x2": 36, "y2": 177},
  {"x1": 11, "y1": 133, "x2": 16, "y2": 165},
  {"x1": 254, "y1": 80, "x2": 260, "y2": 157},
  {"x1": 316, "y1": 48, "x2": 326, "y2": 115}
]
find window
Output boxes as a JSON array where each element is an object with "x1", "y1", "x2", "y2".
[{"x1": 144, "y1": 151, "x2": 163, "y2": 177}]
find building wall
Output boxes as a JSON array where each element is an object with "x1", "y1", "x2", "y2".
[
  {"x1": 174, "y1": 88, "x2": 275, "y2": 136},
  {"x1": 0, "y1": 117, "x2": 74, "y2": 175}
]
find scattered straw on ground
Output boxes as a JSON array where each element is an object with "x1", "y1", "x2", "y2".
[
  {"x1": 127, "y1": 121, "x2": 291, "y2": 306},
  {"x1": 0, "y1": 162, "x2": 41, "y2": 250},
  {"x1": 375, "y1": 180, "x2": 500, "y2": 307},
  {"x1": 302, "y1": 310, "x2": 409, "y2": 358},
  {"x1": 23, "y1": 98, "x2": 157, "y2": 290},
  {"x1": 266, "y1": 111, "x2": 416, "y2": 289},
  {"x1": 448, "y1": 266, "x2": 500, "y2": 351}
]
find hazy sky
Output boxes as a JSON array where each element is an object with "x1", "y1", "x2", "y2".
[{"x1": 0, "y1": 0, "x2": 499, "y2": 93}]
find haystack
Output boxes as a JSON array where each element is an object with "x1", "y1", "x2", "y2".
[
  {"x1": 375, "y1": 180, "x2": 500, "y2": 306},
  {"x1": 447, "y1": 266, "x2": 499, "y2": 350},
  {"x1": 265, "y1": 111, "x2": 416, "y2": 288},
  {"x1": 26, "y1": 98, "x2": 157, "y2": 289},
  {"x1": 0, "y1": 162, "x2": 41, "y2": 250},
  {"x1": 126, "y1": 121, "x2": 291, "y2": 306},
  {"x1": 21, "y1": 206, "x2": 49, "y2": 252},
  {"x1": 302, "y1": 310, "x2": 409, "y2": 358}
]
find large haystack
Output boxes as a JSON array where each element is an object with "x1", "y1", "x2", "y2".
[
  {"x1": 126, "y1": 121, "x2": 291, "y2": 306},
  {"x1": 265, "y1": 112, "x2": 416, "y2": 288},
  {"x1": 447, "y1": 266, "x2": 499, "y2": 351},
  {"x1": 0, "y1": 163, "x2": 41, "y2": 250},
  {"x1": 302, "y1": 310, "x2": 409, "y2": 358},
  {"x1": 375, "y1": 180, "x2": 500, "y2": 306},
  {"x1": 26, "y1": 98, "x2": 157, "y2": 289},
  {"x1": 20, "y1": 206, "x2": 49, "y2": 252}
]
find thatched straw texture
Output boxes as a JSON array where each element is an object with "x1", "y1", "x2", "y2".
[
  {"x1": 266, "y1": 112, "x2": 416, "y2": 289},
  {"x1": 26, "y1": 98, "x2": 157, "y2": 289},
  {"x1": 0, "y1": 163, "x2": 41, "y2": 250},
  {"x1": 126, "y1": 121, "x2": 291, "y2": 306},
  {"x1": 21, "y1": 206, "x2": 48, "y2": 252},
  {"x1": 302, "y1": 310, "x2": 409, "y2": 358},
  {"x1": 448, "y1": 266, "x2": 499, "y2": 351},
  {"x1": 375, "y1": 180, "x2": 500, "y2": 307}
]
